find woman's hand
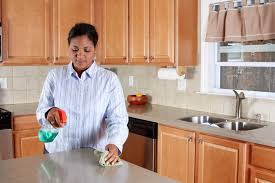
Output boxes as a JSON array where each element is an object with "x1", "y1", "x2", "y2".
[
  {"x1": 46, "y1": 107, "x2": 64, "y2": 128},
  {"x1": 105, "y1": 144, "x2": 119, "y2": 165}
]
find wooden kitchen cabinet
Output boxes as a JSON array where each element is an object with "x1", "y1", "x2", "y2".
[
  {"x1": 250, "y1": 145, "x2": 275, "y2": 183},
  {"x1": 197, "y1": 134, "x2": 247, "y2": 183},
  {"x1": 175, "y1": 0, "x2": 198, "y2": 67},
  {"x1": 158, "y1": 125, "x2": 195, "y2": 183},
  {"x1": 158, "y1": 124, "x2": 247, "y2": 183},
  {"x1": 13, "y1": 115, "x2": 44, "y2": 158},
  {"x1": 128, "y1": 0, "x2": 149, "y2": 64},
  {"x1": 94, "y1": 0, "x2": 128, "y2": 65},
  {"x1": 2, "y1": 0, "x2": 94, "y2": 65},
  {"x1": 149, "y1": 0, "x2": 174, "y2": 65},
  {"x1": 53, "y1": 0, "x2": 94, "y2": 64},
  {"x1": 250, "y1": 168, "x2": 275, "y2": 183},
  {"x1": 95, "y1": 0, "x2": 176, "y2": 66},
  {"x1": 2, "y1": 0, "x2": 50, "y2": 65},
  {"x1": 128, "y1": 0, "x2": 174, "y2": 65}
]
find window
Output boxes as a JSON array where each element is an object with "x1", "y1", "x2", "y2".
[{"x1": 200, "y1": 0, "x2": 275, "y2": 99}]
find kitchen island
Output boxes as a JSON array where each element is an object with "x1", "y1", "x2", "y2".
[{"x1": 0, "y1": 148, "x2": 178, "y2": 183}]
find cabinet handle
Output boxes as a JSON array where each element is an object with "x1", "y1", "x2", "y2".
[
  {"x1": 150, "y1": 56, "x2": 154, "y2": 60},
  {"x1": 188, "y1": 136, "x2": 193, "y2": 142},
  {"x1": 197, "y1": 139, "x2": 203, "y2": 144},
  {"x1": 144, "y1": 56, "x2": 148, "y2": 60},
  {"x1": 123, "y1": 57, "x2": 127, "y2": 60},
  {"x1": 55, "y1": 57, "x2": 58, "y2": 60}
]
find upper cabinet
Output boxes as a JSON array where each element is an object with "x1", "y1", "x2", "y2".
[
  {"x1": 128, "y1": 0, "x2": 149, "y2": 64},
  {"x1": 1, "y1": 0, "x2": 94, "y2": 65},
  {"x1": 149, "y1": 0, "x2": 174, "y2": 65},
  {"x1": 53, "y1": 0, "x2": 94, "y2": 64},
  {"x1": 2, "y1": 0, "x2": 50, "y2": 65},
  {"x1": 94, "y1": 0, "x2": 128, "y2": 65},
  {"x1": 128, "y1": 0, "x2": 174, "y2": 65},
  {"x1": 95, "y1": 0, "x2": 178, "y2": 66},
  {"x1": 175, "y1": 0, "x2": 197, "y2": 67}
]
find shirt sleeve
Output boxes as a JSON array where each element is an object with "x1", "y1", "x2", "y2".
[
  {"x1": 105, "y1": 74, "x2": 129, "y2": 154},
  {"x1": 36, "y1": 70, "x2": 56, "y2": 126}
]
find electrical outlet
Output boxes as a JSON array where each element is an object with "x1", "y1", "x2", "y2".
[
  {"x1": 177, "y1": 79, "x2": 186, "y2": 91},
  {"x1": 0, "y1": 78, "x2": 8, "y2": 89},
  {"x1": 129, "y1": 76, "x2": 134, "y2": 87}
]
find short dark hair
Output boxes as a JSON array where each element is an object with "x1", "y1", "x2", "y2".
[{"x1": 68, "y1": 23, "x2": 98, "y2": 47}]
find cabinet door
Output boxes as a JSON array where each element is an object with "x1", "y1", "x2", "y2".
[
  {"x1": 149, "y1": 0, "x2": 174, "y2": 66},
  {"x1": 197, "y1": 134, "x2": 247, "y2": 183},
  {"x1": 158, "y1": 125, "x2": 195, "y2": 183},
  {"x1": 94, "y1": 0, "x2": 128, "y2": 65},
  {"x1": 13, "y1": 129, "x2": 44, "y2": 158},
  {"x1": 128, "y1": 0, "x2": 149, "y2": 64},
  {"x1": 250, "y1": 168, "x2": 275, "y2": 183},
  {"x1": 175, "y1": 0, "x2": 197, "y2": 67},
  {"x1": 54, "y1": 0, "x2": 94, "y2": 64},
  {"x1": 2, "y1": 0, "x2": 50, "y2": 65}
]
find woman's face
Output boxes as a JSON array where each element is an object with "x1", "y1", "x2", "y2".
[{"x1": 69, "y1": 35, "x2": 95, "y2": 72}]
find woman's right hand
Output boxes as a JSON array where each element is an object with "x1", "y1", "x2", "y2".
[{"x1": 46, "y1": 107, "x2": 64, "y2": 128}]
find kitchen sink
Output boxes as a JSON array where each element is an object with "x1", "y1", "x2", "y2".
[
  {"x1": 178, "y1": 115, "x2": 226, "y2": 125},
  {"x1": 216, "y1": 121, "x2": 266, "y2": 131},
  {"x1": 178, "y1": 115, "x2": 266, "y2": 131}
]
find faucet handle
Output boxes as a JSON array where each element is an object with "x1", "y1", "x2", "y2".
[
  {"x1": 239, "y1": 92, "x2": 245, "y2": 99},
  {"x1": 255, "y1": 113, "x2": 262, "y2": 122}
]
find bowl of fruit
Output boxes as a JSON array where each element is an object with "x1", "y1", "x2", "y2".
[{"x1": 127, "y1": 93, "x2": 148, "y2": 105}]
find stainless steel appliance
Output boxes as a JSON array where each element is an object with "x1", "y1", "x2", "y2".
[
  {"x1": 121, "y1": 117, "x2": 157, "y2": 172},
  {"x1": 0, "y1": 108, "x2": 13, "y2": 160}
]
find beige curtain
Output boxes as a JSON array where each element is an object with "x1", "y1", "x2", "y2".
[
  {"x1": 205, "y1": 1, "x2": 275, "y2": 42},
  {"x1": 224, "y1": 7, "x2": 243, "y2": 42},
  {"x1": 241, "y1": 5, "x2": 263, "y2": 41},
  {"x1": 258, "y1": 3, "x2": 275, "y2": 40},
  {"x1": 205, "y1": 4, "x2": 227, "y2": 42}
]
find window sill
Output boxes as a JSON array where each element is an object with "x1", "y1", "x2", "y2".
[{"x1": 197, "y1": 90, "x2": 275, "y2": 101}]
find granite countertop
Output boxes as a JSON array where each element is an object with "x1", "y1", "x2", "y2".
[
  {"x1": 0, "y1": 149, "x2": 177, "y2": 183},
  {"x1": 1, "y1": 102, "x2": 275, "y2": 148}
]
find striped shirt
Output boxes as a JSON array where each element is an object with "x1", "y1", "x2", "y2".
[{"x1": 36, "y1": 61, "x2": 129, "y2": 153}]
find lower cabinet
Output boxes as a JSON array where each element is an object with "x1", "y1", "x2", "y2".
[
  {"x1": 250, "y1": 168, "x2": 275, "y2": 183},
  {"x1": 197, "y1": 134, "x2": 247, "y2": 183},
  {"x1": 250, "y1": 145, "x2": 275, "y2": 183},
  {"x1": 158, "y1": 124, "x2": 247, "y2": 183},
  {"x1": 13, "y1": 115, "x2": 44, "y2": 158},
  {"x1": 158, "y1": 125, "x2": 195, "y2": 183}
]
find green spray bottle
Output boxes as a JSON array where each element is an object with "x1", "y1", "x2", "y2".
[{"x1": 38, "y1": 109, "x2": 67, "y2": 143}]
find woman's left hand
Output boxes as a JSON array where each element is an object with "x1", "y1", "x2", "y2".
[{"x1": 105, "y1": 144, "x2": 119, "y2": 165}]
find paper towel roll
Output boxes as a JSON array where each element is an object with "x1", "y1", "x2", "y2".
[{"x1": 157, "y1": 68, "x2": 185, "y2": 80}]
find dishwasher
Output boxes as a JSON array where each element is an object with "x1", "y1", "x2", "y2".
[
  {"x1": 121, "y1": 117, "x2": 158, "y2": 172},
  {"x1": 0, "y1": 108, "x2": 13, "y2": 160}
]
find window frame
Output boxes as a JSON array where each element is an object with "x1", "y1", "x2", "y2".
[{"x1": 200, "y1": 0, "x2": 275, "y2": 100}]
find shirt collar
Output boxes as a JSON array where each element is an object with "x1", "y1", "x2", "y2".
[{"x1": 67, "y1": 61, "x2": 97, "y2": 80}]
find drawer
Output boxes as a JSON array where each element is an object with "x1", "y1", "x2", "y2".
[
  {"x1": 250, "y1": 167, "x2": 275, "y2": 183},
  {"x1": 251, "y1": 145, "x2": 275, "y2": 171},
  {"x1": 13, "y1": 115, "x2": 40, "y2": 131}
]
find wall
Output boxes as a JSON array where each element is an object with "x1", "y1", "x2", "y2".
[
  {"x1": 106, "y1": 65, "x2": 275, "y2": 123},
  {"x1": 0, "y1": 66, "x2": 60, "y2": 105},
  {"x1": 0, "y1": 64, "x2": 275, "y2": 122}
]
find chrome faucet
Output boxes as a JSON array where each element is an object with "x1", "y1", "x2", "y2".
[{"x1": 233, "y1": 90, "x2": 245, "y2": 119}]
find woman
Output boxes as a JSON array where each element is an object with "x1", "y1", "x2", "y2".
[{"x1": 36, "y1": 23, "x2": 129, "y2": 165}]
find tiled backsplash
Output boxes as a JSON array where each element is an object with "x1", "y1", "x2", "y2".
[
  {"x1": 0, "y1": 66, "x2": 60, "y2": 105},
  {"x1": 105, "y1": 65, "x2": 275, "y2": 123},
  {"x1": 1, "y1": 64, "x2": 275, "y2": 122}
]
